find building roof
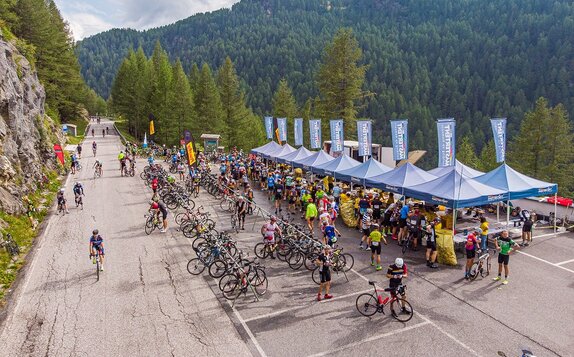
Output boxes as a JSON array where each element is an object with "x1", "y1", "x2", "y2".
[{"x1": 200, "y1": 134, "x2": 221, "y2": 140}]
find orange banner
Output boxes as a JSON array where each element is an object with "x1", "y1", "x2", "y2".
[
  {"x1": 186, "y1": 142, "x2": 196, "y2": 166},
  {"x1": 149, "y1": 120, "x2": 155, "y2": 135}
]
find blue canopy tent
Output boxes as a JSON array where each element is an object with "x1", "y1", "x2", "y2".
[
  {"x1": 336, "y1": 157, "x2": 393, "y2": 186},
  {"x1": 292, "y1": 150, "x2": 334, "y2": 172},
  {"x1": 474, "y1": 164, "x2": 557, "y2": 199},
  {"x1": 404, "y1": 170, "x2": 508, "y2": 208},
  {"x1": 365, "y1": 163, "x2": 437, "y2": 195},
  {"x1": 428, "y1": 160, "x2": 484, "y2": 178},
  {"x1": 276, "y1": 146, "x2": 314, "y2": 164},
  {"x1": 263, "y1": 143, "x2": 296, "y2": 160},
  {"x1": 313, "y1": 153, "x2": 361, "y2": 177},
  {"x1": 251, "y1": 141, "x2": 281, "y2": 155}
]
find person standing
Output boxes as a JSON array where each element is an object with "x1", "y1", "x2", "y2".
[
  {"x1": 359, "y1": 208, "x2": 373, "y2": 250},
  {"x1": 479, "y1": 217, "x2": 489, "y2": 251},
  {"x1": 305, "y1": 198, "x2": 318, "y2": 233},
  {"x1": 493, "y1": 230, "x2": 520, "y2": 285},
  {"x1": 368, "y1": 224, "x2": 388, "y2": 270},
  {"x1": 316, "y1": 246, "x2": 333, "y2": 301},
  {"x1": 521, "y1": 217, "x2": 533, "y2": 246},
  {"x1": 371, "y1": 194, "x2": 383, "y2": 225},
  {"x1": 425, "y1": 219, "x2": 439, "y2": 268},
  {"x1": 464, "y1": 232, "x2": 479, "y2": 279}
]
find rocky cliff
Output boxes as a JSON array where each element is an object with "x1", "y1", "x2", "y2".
[{"x1": 0, "y1": 38, "x2": 62, "y2": 214}]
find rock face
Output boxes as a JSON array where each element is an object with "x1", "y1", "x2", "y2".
[{"x1": 0, "y1": 38, "x2": 62, "y2": 214}]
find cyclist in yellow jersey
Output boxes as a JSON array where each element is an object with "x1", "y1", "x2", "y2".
[{"x1": 368, "y1": 224, "x2": 388, "y2": 270}]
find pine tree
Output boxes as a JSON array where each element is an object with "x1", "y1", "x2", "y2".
[
  {"x1": 167, "y1": 59, "x2": 195, "y2": 146},
  {"x1": 194, "y1": 63, "x2": 224, "y2": 137},
  {"x1": 188, "y1": 63, "x2": 200, "y2": 93},
  {"x1": 477, "y1": 140, "x2": 498, "y2": 172},
  {"x1": 457, "y1": 136, "x2": 480, "y2": 169},
  {"x1": 316, "y1": 28, "x2": 367, "y2": 126},
  {"x1": 148, "y1": 41, "x2": 173, "y2": 144},
  {"x1": 272, "y1": 78, "x2": 298, "y2": 143},
  {"x1": 544, "y1": 103, "x2": 574, "y2": 194}
]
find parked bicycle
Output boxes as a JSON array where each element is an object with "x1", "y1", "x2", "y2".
[
  {"x1": 468, "y1": 249, "x2": 495, "y2": 280},
  {"x1": 355, "y1": 281, "x2": 413, "y2": 322}
]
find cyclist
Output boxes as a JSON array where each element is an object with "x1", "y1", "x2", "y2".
[
  {"x1": 106, "y1": 126, "x2": 109, "y2": 135},
  {"x1": 266, "y1": 173, "x2": 275, "y2": 200},
  {"x1": 386, "y1": 257, "x2": 409, "y2": 311},
  {"x1": 322, "y1": 221, "x2": 341, "y2": 247},
  {"x1": 73, "y1": 182, "x2": 84, "y2": 209},
  {"x1": 274, "y1": 179, "x2": 284, "y2": 214},
  {"x1": 246, "y1": 186, "x2": 255, "y2": 215},
  {"x1": 425, "y1": 218, "x2": 440, "y2": 268},
  {"x1": 70, "y1": 153, "x2": 78, "y2": 174},
  {"x1": 76, "y1": 143, "x2": 82, "y2": 159},
  {"x1": 464, "y1": 232, "x2": 479, "y2": 279},
  {"x1": 102, "y1": 128, "x2": 105, "y2": 137},
  {"x1": 316, "y1": 245, "x2": 333, "y2": 301},
  {"x1": 371, "y1": 193, "x2": 383, "y2": 225},
  {"x1": 89, "y1": 229, "x2": 105, "y2": 271},
  {"x1": 260, "y1": 216, "x2": 281, "y2": 259},
  {"x1": 236, "y1": 196, "x2": 247, "y2": 230},
  {"x1": 305, "y1": 197, "x2": 318, "y2": 233},
  {"x1": 359, "y1": 208, "x2": 373, "y2": 250},
  {"x1": 91, "y1": 128, "x2": 94, "y2": 137},
  {"x1": 397, "y1": 202, "x2": 411, "y2": 245},
  {"x1": 149, "y1": 199, "x2": 168, "y2": 233},
  {"x1": 493, "y1": 230, "x2": 519, "y2": 285},
  {"x1": 368, "y1": 223, "x2": 388, "y2": 270},
  {"x1": 92, "y1": 141, "x2": 97, "y2": 156},
  {"x1": 93, "y1": 160, "x2": 103, "y2": 177},
  {"x1": 57, "y1": 188, "x2": 69, "y2": 214},
  {"x1": 118, "y1": 151, "x2": 127, "y2": 175}
]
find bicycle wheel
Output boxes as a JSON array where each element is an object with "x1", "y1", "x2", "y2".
[
  {"x1": 276, "y1": 243, "x2": 291, "y2": 262},
  {"x1": 251, "y1": 271, "x2": 268, "y2": 296},
  {"x1": 165, "y1": 195, "x2": 179, "y2": 210},
  {"x1": 175, "y1": 212, "x2": 187, "y2": 226},
  {"x1": 144, "y1": 218, "x2": 155, "y2": 235},
  {"x1": 222, "y1": 279, "x2": 241, "y2": 300},
  {"x1": 341, "y1": 253, "x2": 355, "y2": 272},
  {"x1": 355, "y1": 293, "x2": 379, "y2": 317},
  {"x1": 187, "y1": 258, "x2": 205, "y2": 275},
  {"x1": 208, "y1": 259, "x2": 228, "y2": 279},
  {"x1": 390, "y1": 298, "x2": 413, "y2": 322},
  {"x1": 254, "y1": 243, "x2": 268, "y2": 259},
  {"x1": 311, "y1": 267, "x2": 321, "y2": 285},
  {"x1": 182, "y1": 224, "x2": 198, "y2": 239},
  {"x1": 219, "y1": 199, "x2": 229, "y2": 211},
  {"x1": 288, "y1": 251, "x2": 305, "y2": 270},
  {"x1": 469, "y1": 262, "x2": 479, "y2": 281},
  {"x1": 402, "y1": 238, "x2": 410, "y2": 254},
  {"x1": 96, "y1": 259, "x2": 100, "y2": 281},
  {"x1": 304, "y1": 252, "x2": 319, "y2": 271},
  {"x1": 218, "y1": 273, "x2": 237, "y2": 292}
]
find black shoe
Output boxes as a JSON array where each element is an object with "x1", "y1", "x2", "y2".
[
  {"x1": 430, "y1": 263, "x2": 439, "y2": 269},
  {"x1": 426, "y1": 261, "x2": 431, "y2": 267}
]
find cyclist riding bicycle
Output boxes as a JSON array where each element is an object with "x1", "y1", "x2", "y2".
[
  {"x1": 73, "y1": 182, "x2": 84, "y2": 208},
  {"x1": 260, "y1": 216, "x2": 282, "y2": 259},
  {"x1": 89, "y1": 229, "x2": 105, "y2": 271},
  {"x1": 93, "y1": 160, "x2": 103, "y2": 176},
  {"x1": 57, "y1": 188, "x2": 69, "y2": 214}
]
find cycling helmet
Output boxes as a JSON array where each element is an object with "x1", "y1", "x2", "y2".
[
  {"x1": 395, "y1": 257, "x2": 404, "y2": 268},
  {"x1": 372, "y1": 223, "x2": 379, "y2": 228},
  {"x1": 75, "y1": 182, "x2": 81, "y2": 186},
  {"x1": 92, "y1": 229, "x2": 99, "y2": 235},
  {"x1": 367, "y1": 208, "x2": 373, "y2": 214},
  {"x1": 270, "y1": 216, "x2": 277, "y2": 222},
  {"x1": 59, "y1": 188, "x2": 65, "y2": 193},
  {"x1": 238, "y1": 195, "x2": 245, "y2": 201}
]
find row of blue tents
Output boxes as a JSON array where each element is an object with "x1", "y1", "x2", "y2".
[{"x1": 251, "y1": 141, "x2": 558, "y2": 209}]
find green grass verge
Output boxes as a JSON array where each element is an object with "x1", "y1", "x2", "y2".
[
  {"x1": 114, "y1": 118, "x2": 139, "y2": 144},
  {"x1": 64, "y1": 118, "x2": 89, "y2": 146},
  {"x1": 0, "y1": 170, "x2": 60, "y2": 303}
]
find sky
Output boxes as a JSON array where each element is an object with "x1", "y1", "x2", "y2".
[{"x1": 54, "y1": 0, "x2": 240, "y2": 40}]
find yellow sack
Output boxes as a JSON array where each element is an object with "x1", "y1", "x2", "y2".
[
  {"x1": 436, "y1": 232, "x2": 457, "y2": 266},
  {"x1": 340, "y1": 200, "x2": 357, "y2": 228}
]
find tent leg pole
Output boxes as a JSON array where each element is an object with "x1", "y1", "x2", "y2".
[
  {"x1": 554, "y1": 193, "x2": 558, "y2": 235},
  {"x1": 497, "y1": 203, "x2": 500, "y2": 223},
  {"x1": 452, "y1": 206, "x2": 456, "y2": 240},
  {"x1": 506, "y1": 199, "x2": 510, "y2": 229}
]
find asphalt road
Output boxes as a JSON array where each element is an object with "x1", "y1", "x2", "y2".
[
  {"x1": 1, "y1": 121, "x2": 573, "y2": 357},
  {"x1": 0, "y1": 121, "x2": 250, "y2": 357}
]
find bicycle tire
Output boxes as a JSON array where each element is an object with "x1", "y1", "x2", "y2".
[
  {"x1": 481, "y1": 259, "x2": 491, "y2": 278},
  {"x1": 219, "y1": 199, "x2": 229, "y2": 211},
  {"x1": 304, "y1": 252, "x2": 319, "y2": 271},
  {"x1": 254, "y1": 243, "x2": 268, "y2": 259},
  {"x1": 341, "y1": 253, "x2": 354, "y2": 272},
  {"x1": 186, "y1": 258, "x2": 205, "y2": 275},
  {"x1": 208, "y1": 260, "x2": 228, "y2": 279},
  {"x1": 96, "y1": 259, "x2": 100, "y2": 281},
  {"x1": 144, "y1": 218, "x2": 155, "y2": 235},
  {"x1": 251, "y1": 270, "x2": 268, "y2": 295},
  {"x1": 175, "y1": 212, "x2": 187, "y2": 226},
  {"x1": 390, "y1": 298, "x2": 413, "y2": 322},
  {"x1": 311, "y1": 267, "x2": 321, "y2": 285},
  {"x1": 288, "y1": 251, "x2": 305, "y2": 270},
  {"x1": 355, "y1": 293, "x2": 378, "y2": 317},
  {"x1": 221, "y1": 279, "x2": 241, "y2": 300},
  {"x1": 191, "y1": 236, "x2": 204, "y2": 250},
  {"x1": 469, "y1": 262, "x2": 479, "y2": 280},
  {"x1": 223, "y1": 243, "x2": 238, "y2": 258},
  {"x1": 218, "y1": 273, "x2": 237, "y2": 292},
  {"x1": 276, "y1": 243, "x2": 291, "y2": 261}
]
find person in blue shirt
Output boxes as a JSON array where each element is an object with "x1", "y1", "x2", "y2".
[
  {"x1": 89, "y1": 229, "x2": 105, "y2": 271},
  {"x1": 398, "y1": 202, "x2": 411, "y2": 244},
  {"x1": 266, "y1": 174, "x2": 275, "y2": 200},
  {"x1": 219, "y1": 163, "x2": 227, "y2": 175},
  {"x1": 322, "y1": 221, "x2": 341, "y2": 247},
  {"x1": 147, "y1": 155, "x2": 154, "y2": 166},
  {"x1": 332, "y1": 184, "x2": 342, "y2": 203}
]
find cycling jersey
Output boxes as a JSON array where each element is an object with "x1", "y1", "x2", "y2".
[
  {"x1": 465, "y1": 234, "x2": 478, "y2": 250},
  {"x1": 90, "y1": 235, "x2": 103, "y2": 247},
  {"x1": 267, "y1": 177, "x2": 275, "y2": 188},
  {"x1": 497, "y1": 237, "x2": 516, "y2": 255},
  {"x1": 369, "y1": 230, "x2": 382, "y2": 243},
  {"x1": 387, "y1": 263, "x2": 408, "y2": 287},
  {"x1": 262, "y1": 223, "x2": 278, "y2": 240},
  {"x1": 324, "y1": 225, "x2": 336, "y2": 239},
  {"x1": 73, "y1": 184, "x2": 83, "y2": 195}
]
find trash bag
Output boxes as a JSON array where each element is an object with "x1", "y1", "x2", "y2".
[
  {"x1": 340, "y1": 200, "x2": 357, "y2": 228},
  {"x1": 436, "y1": 231, "x2": 457, "y2": 266}
]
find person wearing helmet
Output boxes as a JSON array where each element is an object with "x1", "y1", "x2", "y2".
[
  {"x1": 359, "y1": 208, "x2": 373, "y2": 250},
  {"x1": 93, "y1": 159, "x2": 103, "y2": 177},
  {"x1": 273, "y1": 178, "x2": 284, "y2": 214},
  {"x1": 305, "y1": 197, "x2": 318, "y2": 233},
  {"x1": 398, "y1": 200, "x2": 411, "y2": 244},
  {"x1": 387, "y1": 257, "x2": 409, "y2": 312},
  {"x1": 322, "y1": 220, "x2": 341, "y2": 247},
  {"x1": 371, "y1": 194, "x2": 383, "y2": 225},
  {"x1": 316, "y1": 245, "x2": 333, "y2": 301},
  {"x1": 57, "y1": 188, "x2": 69, "y2": 214},
  {"x1": 464, "y1": 232, "x2": 480, "y2": 279},
  {"x1": 260, "y1": 216, "x2": 282, "y2": 258},
  {"x1": 92, "y1": 141, "x2": 97, "y2": 156},
  {"x1": 149, "y1": 199, "x2": 168, "y2": 233},
  {"x1": 235, "y1": 195, "x2": 247, "y2": 230},
  {"x1": 425, "y1": 218, "x2": 440, "y2": 269},
  {"x1": 73, "y1": 182, "x2": 84, "y2": 209},
  {"x1": 89, "y1": 229, "x2": 105, "y2": 271},
  {"x1": 368, "y1": 223, "x2": 388, "y2": 270}
]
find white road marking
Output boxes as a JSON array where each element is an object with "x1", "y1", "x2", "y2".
[
  {"x1": 532, "y1": 231, "x2": 569, "y2": 239},
  {"x1": 516, "y1": 251, "x2": 574, "y2": 274},
  {"x1": 555, "y1": 258, "x2": 574, "y2": 266},
  {"x1": 306, "y1": 321, "x2": 431, "y2": 357},
  {"x1": 415, "y1": 312, "x2": 480, "y2": 356},
  {"x1": 231, "y1": 306, "x2": 268, "y2": 357}
]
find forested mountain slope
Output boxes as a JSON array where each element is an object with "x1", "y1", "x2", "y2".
[{"x1": 77, "y1": 0, "x2": 574, "y2": 153}]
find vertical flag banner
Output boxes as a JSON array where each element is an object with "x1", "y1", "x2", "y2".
[
  {"x1": 53, "y1": 144, "x2": 64, "y2": 166},
  {"x1": 277, "y1": 118, "x2": 287, "y2": 142},
  {"x1": 356, "y1": 120, "x2": 372, "y2": 157},
  {"x1": 294, "y1": 118, "x2": 303, "y2": 146},
  {"x1": 330, "y1": 119, "x2": 344, "y2": 153},
  {"x1": 437, "y1": 118, "x2": 456, "y2": 167},
  {"x1": 183, "y1": 130, "x2": 192, "y2": 144},
  {"x1": 186, "y1": 141, "x2": 196, "y2": 166},
  {"x1": 148, "y1": 113, "x2": 155, "y2": 135},
  {"x1": 264, "y1": 116, "x2": 273, "y2": 139},
  {"x1": 490, "y1": 118, "x2": 507, "y2": 163},
  {"x1": 309, "y1": 119, "x2": 322, "y2": 149},
  {"x1": 390, "y1": 119, "x2": 409, "y2": 161}
]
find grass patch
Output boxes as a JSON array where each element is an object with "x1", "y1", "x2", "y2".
[
  {"x1": 64, "y1": 117, "x2": 89, "y2": 146},
  {"x1": 0, "y1": 170, "x2": 60, "y2": 303},
  {"x1": 114, "y1": 118, "x2": 139, "y2": 144}
]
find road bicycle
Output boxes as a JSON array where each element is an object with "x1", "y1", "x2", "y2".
[
  {"x1": 75, "y1": 194, "x2": 83, "y2": 209},
  {"x1": 230, "y1": 212, "x2": 240, "y2": 233},
  {"x1": 0, "y1": 233, "x2": 20, "y2": 257},
  {"x1": 355, "y1": 281, "x2": 414, "y2": 322},
  {"x1": 94, "y1": 167, "x2": 102, "y2": 179},
  {"x1": 468, "y1": 249, "x2": 495, "y2": 280},
  {"x1": 399, "y1": 224, "x2": 419, "y2": 254},
  {"x1": 93, "y1": 147, "x2": 97, "y2": 156},
  {"x1": 90, "y1": 250, "x2": 103, "y2": 281},
  {"x1": 144, "y1": 214, "x2": 162, "y2": 235},
  {"x1": 57, "y1": 200, "x2": 67, "y2": 215},
  {"x1": 311, "y1": 247, "x2": 353, "y2": 285}
]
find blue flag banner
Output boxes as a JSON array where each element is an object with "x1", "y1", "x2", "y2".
[
  {"x1": 309, "y1": 119, "x2": 322, "y2": 149},
  {"x1": 294, "y1": 118, "x2": 303, "y2": 146},
  {"x1": 330, "y1": 119, "x2": 344, "y2": 153},
  {"x1": 277, "y1": 118, "x2": 287, "y2": 142},
  {"x1": 490, "y1": 118, "x2": 507, "y2": 163},
  {"x1": 437, "y1": 118, "x2": 456, "y2": 167},
  {"x1": 264, "y1": 116, "x2": 273, "y2": 139},
  {"x1": 356, "y1": 120, "x2": 372, "y2": 157},
  {"x1": 390, "y1": 119, "x2": 408, "y2": 161}
]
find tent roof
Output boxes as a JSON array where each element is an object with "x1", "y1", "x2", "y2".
[
  {"x1": 365, "y1": 163, "x2": 437, "y2": 194},
  {"x1": 314, "y1": 153, "x2": 361, "y2": 176},
  {"x1": 428, "y1": 160, "x2": 484, "y2": 178},
  {"x1": 336, "y1": 157, "x2": 393, "y2": 184},
  {"x1": 276, "y1": 146, "x2": 314, "y2": 163},
  {"x1": 292, "y1": 150, "x2": 334, "y2": 170},
  {"x1": 404, "y1": 169, "x2": 507, "y2": 208},
  {"x1": 474, "y1": 164, "x2": 557, "y2": 199},
  {"x1": 263, "y1": 143, "x2": 296, "y2": 159},
  {"x1": 251, "y1": 141, "x2": 281, "y2": 155}
]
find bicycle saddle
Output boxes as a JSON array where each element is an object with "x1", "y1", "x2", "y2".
[{"x1": 368, "y1": 280, "x2": 377, "y2": 286}]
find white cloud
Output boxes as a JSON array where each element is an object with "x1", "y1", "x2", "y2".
[{"x1": 54, "y1": 0, "x2": 240, "y2": 40}]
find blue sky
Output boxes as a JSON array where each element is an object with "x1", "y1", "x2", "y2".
[{"x1": 54, "y1": 0, "x2": 240, "y2": 40}]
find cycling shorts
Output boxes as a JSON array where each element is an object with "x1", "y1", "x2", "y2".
[
  {"x1": 399, "y1": 218, "x2": 407, "y2": 228},
  {"x1": 498, "y1": 254, "x2": 510, "y2": 265},
  {"x1": 320, "y1": 268, "x2": 331, "y2": 283},
  {"x1": 159, "y1": 208, "x2": 168, "y2": 220},
  {"x1": 466, "y1": 249, "x2": 476, "y2": 259},
  {"x1": 426, "y1": 240, "x2": 437, "y2": 251},
  {"x1": 370, "y1": 243, "x2": 382, "y2": 254},
  {"x1": 92, "y1": 245, "x2": 104, "y2": 255}
]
